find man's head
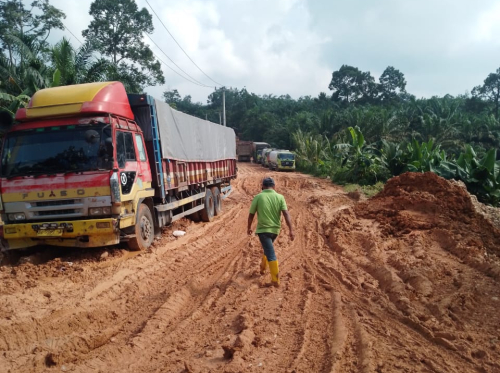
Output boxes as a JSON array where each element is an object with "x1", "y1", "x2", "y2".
[{"x1": 262, "y1": 177, "x2": 275, "y2": 189}]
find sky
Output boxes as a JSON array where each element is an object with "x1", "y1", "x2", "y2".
[{"x1": 47, "y1": 0, "x2": 500, "y2": 104}]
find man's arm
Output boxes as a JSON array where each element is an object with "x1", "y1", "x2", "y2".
[
  {"x1": 247, "y1": 213, "x2": 255, "y2": 236},
  {"x1": 282, "y1": 210, "x2": 295, "y2": 241}
]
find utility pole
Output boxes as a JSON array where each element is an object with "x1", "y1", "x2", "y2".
[
  {"x1": 219, "y1": 112, "x2": 222, "y2": 125},
  {"x1": 222, "y1": 87, "x2": 226, "y2": 127}
]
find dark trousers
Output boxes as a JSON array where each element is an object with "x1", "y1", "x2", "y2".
[{"x1": 257, "y1": 233, "x2": 278, "y2": 261}]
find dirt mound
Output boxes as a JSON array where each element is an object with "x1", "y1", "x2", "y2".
[
  {"x1": 321, "y1": 171, "x2": 500, "y2": 373},
  {"x1": 356, "y1": 172, "x2": 500, "y2": 260}
]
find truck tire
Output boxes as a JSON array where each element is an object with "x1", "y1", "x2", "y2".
[
  {"x1": 128, "y1": 204, "x2": 154, "y2": 251},
  {"x1": 200, "y1": 188, "x2": 215, "y2": 222},
  {"x1": 211, "y1": 186, "x2": 222, "y2": 216},
  {"x1": 190, "y1": 210, "x2": 201, "y2": 222}
]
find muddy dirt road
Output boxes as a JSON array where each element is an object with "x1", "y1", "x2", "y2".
[{"x1": 1, "y1": 163, "x2": 500, "y2": 373}]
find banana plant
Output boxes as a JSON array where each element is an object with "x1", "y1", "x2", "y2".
[{"x1": 404, "y1": 138, "x2": 448, "y2": 173}]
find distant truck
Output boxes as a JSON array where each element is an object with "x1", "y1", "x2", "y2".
[
  {"x1": 268, "y1": 150, "x2": 296, "y2": 171},
  {"x1": 0, "y1": 82, "x2": 237, "y2": 252},
  {"x1": 236, "y1": 140, "x2": 253, "y2": 162},
  {"x1": 252, "y1": 142, "x2": 270, "y2": 164},
  {"x1": 262, "y1": 148, "x2": 274, "y2": 168}
]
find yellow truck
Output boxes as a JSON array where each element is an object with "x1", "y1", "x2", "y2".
[{"x1": 268, "y1": 150, "x2": 296, "y2": 171}]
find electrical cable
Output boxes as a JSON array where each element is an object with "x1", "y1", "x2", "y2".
[
  {"x1": 62, "y1": 22, "x2": 83, "y2": 45},
  {"x1": 144, "y1": 0, "x2": 225, "y2": 87},
  {"x1": 148, "y1": 42, "x2": 214, "y2": 88},
  {"x1": 144, "y1": 33, "x2": 213, "y2": 88},
  {"x1": 62, "y1": 14, "x2": 213, "y2": 89}
]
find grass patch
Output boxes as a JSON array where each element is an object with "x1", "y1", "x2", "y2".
[{"x1": 343, "y1": 182, "x2": 384, "y2": 198}]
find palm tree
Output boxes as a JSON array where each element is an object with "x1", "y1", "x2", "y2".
[
  {"x1": 49, "y1": 37, "x2": 110, "y2": 86},
  {"x1": 0, "y1": 33, "x2": 51, "y2": 117}
]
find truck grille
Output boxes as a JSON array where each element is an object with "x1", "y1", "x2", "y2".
[
  {"x1": 29, "y1": 199, "x2": 85, "y2": 219},
  {"x1": 33, "y1": 199, "x2": 80, "y2": 207},
  {"x1": 37, "y1": 209, "x2": 78, "y2": 217}
]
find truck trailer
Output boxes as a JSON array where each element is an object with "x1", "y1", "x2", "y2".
[
  {"x1": 0, "y1": 82, "x2": 237, "y2": 251},
  {"x1": 236, "y1": 140, "x2": 253, "y2": 162}
]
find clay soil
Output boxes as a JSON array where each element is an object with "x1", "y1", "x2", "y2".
[{"x1": 1, "y1": 163, "x2": 500, "y2": 373}]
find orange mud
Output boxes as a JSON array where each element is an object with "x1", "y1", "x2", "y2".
[{"x1": 0, "y1": 164, "x2": 499, "y2": 373}]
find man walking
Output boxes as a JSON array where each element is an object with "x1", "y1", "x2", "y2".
[{"x1": 247, "y1": 177, "x2": 295, "y2": 287}]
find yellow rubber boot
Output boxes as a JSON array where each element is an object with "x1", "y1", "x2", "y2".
[
  {"x1": 268, "y1": 260, "x2": 280, "y2": 287},
  {"x1": 260, "y1": 255, "x2": 269, "y2": 275}
]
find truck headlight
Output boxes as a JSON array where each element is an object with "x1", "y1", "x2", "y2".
[
  {"x1": 89, "y1": 207, "x2": 112, "y2": 216},
  {"x1": 110, "y1": 172, "x2": 121, "y2": 203},
  {"x1": 8, "y1": 212, "x2": 26, "y2": 221}
]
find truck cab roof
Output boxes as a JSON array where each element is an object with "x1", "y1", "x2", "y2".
[{"x1": 15, "y1": 82, "x2": 134, "y2": 122}]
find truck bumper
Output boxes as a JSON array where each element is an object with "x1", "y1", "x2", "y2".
[{"x1": 2, "y1": 218, "x2": 120, "y2": 250}]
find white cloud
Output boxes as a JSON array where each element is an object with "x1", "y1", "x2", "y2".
[
  {"x1": 471, "y1": 3, "x2": 500, "y2": 44},
  {"x1": 42, "y1": 0, "x2": 500, "y2": 102}
]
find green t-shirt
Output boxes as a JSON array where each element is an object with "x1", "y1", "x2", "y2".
[{"x1": 249, "y1": 189, "x2": 288, "y2": 234}]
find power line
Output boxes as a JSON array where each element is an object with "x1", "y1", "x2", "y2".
[
  {"x1": 144, "y1": 0, "x2": 225, "y2": 87},
  {"x1": 62, "y1": 22, "x2": 83, "y2": 45},
  {"x1": 144, "y1": 33, "x2": 213, "y2": 88},
  {"x1": 147, "y1": 39, "x2": 214, "y2": 88},
  {"x1": 63, "y1": 15, "x2": 213, "y2": 89}
]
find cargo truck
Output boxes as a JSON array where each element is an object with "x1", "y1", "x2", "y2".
[
  {"x1": 252, "y1": 142, "x2": 270, "y2": 164},
  {"x1": 268, "y1": 150, "x2": 295, "y2": 171},
  {"x1": 236, "y1": 140, "x2": 253, "y2": 162},
  {"x1": 0, "y1": 82, "x2": 237, "y2": 252}
]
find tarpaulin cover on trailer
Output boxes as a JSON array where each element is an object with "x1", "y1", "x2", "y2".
[{"x1": 152, "y1": 99, "x2": 236, "y2": 162}]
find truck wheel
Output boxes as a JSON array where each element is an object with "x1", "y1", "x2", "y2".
[
  {"x1": 200, "y1": 188, "x2": 215, "y2": 222},
  {"x1": 128, "y1": 204, "x2": 154, "y2": 251},
  {"x1": 211, "y1": 186, "x2": 222, "y2": 215}
]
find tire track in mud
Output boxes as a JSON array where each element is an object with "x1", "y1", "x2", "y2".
[
  {"x1": 66, "y1": 190, "x2": 258, "y2": 371},
  {"x1": 0, "y1": 187, "x2": 253, "y2": 372}
]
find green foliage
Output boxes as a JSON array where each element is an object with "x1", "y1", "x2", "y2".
[
  {"x1": 0, "y1": 0, "x2": 65, "y2": 60},
  {"x1": 433, "y1": 146, "x2": 500, "y2": 205},
  {"x1": 82, "y1": 0, "x2": 164, "y2": 91},
  {"x1": 49, "y1": 38, "x2": 111, "y2": 86},
  {"x1": 343, "y1": 182, "x2": 384, "y2": 198},
  {"x1": 329, "y1": 64, "x2": 377, "y2": 104},
  {"x1": 379, "y1": 66, "x2": 406, "y2": 102},
  {"x1": 472, "y1": 67, "x2": 500, "y2": 119},
  {"x1": 404, "y1": 139, "x2": 448, "y2": 173}
]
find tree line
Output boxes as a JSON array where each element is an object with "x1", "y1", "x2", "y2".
[{"x1": 164, "y1": 66, "x2": 500, "y2": 205}]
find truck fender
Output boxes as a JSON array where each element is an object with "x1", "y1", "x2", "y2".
[{"x1": 136, "y1": 197, "x2": 155, "y2": 226}]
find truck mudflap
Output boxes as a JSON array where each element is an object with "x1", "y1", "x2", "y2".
[{"x1": 2, "y1": 218, "x2": 120, "y2": 250}]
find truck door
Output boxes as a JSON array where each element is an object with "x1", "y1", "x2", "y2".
[
  {"x1": 134, "y1": 133, "x2": 151, "y2": 189},
  {"x1": 116, "y1": 131, "x2": 137, "y2": 199}
]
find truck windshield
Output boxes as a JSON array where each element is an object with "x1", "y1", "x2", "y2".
[
  {"x1": 1, "y1": 124, "x2": 112, "y2": 177},
  {"x1": 278, "y1": 153, "x2": 295, "y2": 160}
]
